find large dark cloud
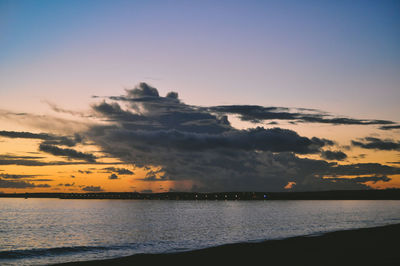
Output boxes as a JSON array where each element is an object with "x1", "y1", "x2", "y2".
[
  {"x1": 84, "y1": 83, "x2": 400, "y2": 192},
  {"x1": 39, "y1": 144, "x2": 96, "y2": 162},
  {"x1": 352, "y1": 137, "x2": 400, "y2": 151},
  {"x1": 98, "y1": 127, "x2": 329, "y2": 154},
  {"x1": 3, "y1": 83, "x2": 398, "y2": 192}
]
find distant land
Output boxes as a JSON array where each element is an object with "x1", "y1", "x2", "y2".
[{"x1": 1, "y1": 189, "x2": 400, "y2": 200}]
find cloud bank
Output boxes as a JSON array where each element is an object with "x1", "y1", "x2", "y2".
[
  {"x1": 2, "y1": 83, "x2": 399, "y2": 192},
  {"x1": 84, "y1": 83, "x2": 399, "y2": 192}
]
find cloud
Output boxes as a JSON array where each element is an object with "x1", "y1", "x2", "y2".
[
  {"x1": 166, "y1": 91, "x2": 179, "y2": 99},
  {"x1": 0, "y1": 158, "x2": 54, "y2": 166},
  {"x1": 102, "y1": 167, "x2": 134, "y2": 175},
  {"x1": 379, "y1": 125, "x2": 400, "y2": 130},
  {"x1": 24, "y1": 179, "x2": 53, "y2": 182},
  {"x1": 58, "y1": 182, "x2": 75, "y2": 187},
  {"x1": 39, "y1": 144, "x2": 96, "y2": 162},
  {"x1": 0, "y1": 130, "x2": 82, "y2": 147},
  {"x1": 98, "y1": 127, "x2": 330, "y2": 154},
  {"x1": 0, "y1": 173, "x2": 52, "y2": 182},
  {"x1": 78, "y1": 170, "x2": 93, "y2": 174},
  {"x1": 0, "y1": 179, "x2": 36, "y2": 188},
  {"x1": 0, "y1": 155, "x2": 122, "y2": 166},
  {"x1": 35, "y1": 184, "x2": 51, "y2": 188},
  {"x1": 84, "y1": 83, "x2": 400, "y2": 192},
  {"x1": 41, "y1": 134, "x2": 83, "y2": 147},
  {"x1": 0, "y1": 130, "x2": 52, "y2": 140},
  {"x1": 44, "y1": 100, "x2": 90, "y2": 118},
  {"x1": 138, "y1": 169, "x2": 166, "y2": 181},
  {"x1": 92, "y1": 101, "x2": 145, "y2": 123},
  {"x1": 0, "y1": 155, "x2": 52, "y2": 166},
  {"x1": 108, "y1": 173, "x2": 119, "y2": 180},
  {"x1": 3, "y1": 83, "x2": 399, "y2": 192},
  {"x1": 323, "y1": 162, "x2": 400, "y2": 176},
  {"x1": 354, "y1": 154, "x2": 367, "y2": 159},
  {"x1": 208, "y1": 105, "x2": 395, "y2": 126},
  {"x1": 0, "y1": 178, "x2": 50, "y2": 188},
  {"x1": 127, "y1": 82, "x2": 160, "y2": 98},
  {"x1": 321, "y1": 150, "x2": 348, "y2": 161},
  {"x1": 0, "y1": 110, "x2": 90, "y2": 136},
  {"x1": 352, "y1": 137, "x2": 400, "y2": 151},
  {"x1": 82, "y1": 185, "x2": 104, "y2": 192},
  {"x1": 0, "y1": 154, "x2": 44, "y2": 160},
  {"x1": 0, "y1": 173, "x2": 37, "y2": 179},
  {"x1": 324, "y1": 175, "x2": 391, "y2": 184}
]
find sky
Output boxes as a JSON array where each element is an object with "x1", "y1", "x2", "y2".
[{"x1": 0, "y1": 0, "x2": 399, "y2": 193}]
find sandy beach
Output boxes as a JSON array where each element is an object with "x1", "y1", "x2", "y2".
[{"x1": 55, "y1": 223, "x2": 400, "y2": 266}]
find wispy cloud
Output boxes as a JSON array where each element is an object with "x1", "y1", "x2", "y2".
[
  {"x1": 0, "y1": 130, "x2": 82, "y2": 147},
  {"x1": 0, "y1": 154, "x2": 120, "y2": 166},
  {"x1": 352, "y1": 137, "x2": 400, "y2": 151},
  {"x1": 208, "y1": 105, "x2": 396, "y2": 127},
  {"x1": 0, "y1": 178, "x2": 51, "y2": 188},
  {"x1": 39, "y1": 144, "x2": 96, "y2": 162}
]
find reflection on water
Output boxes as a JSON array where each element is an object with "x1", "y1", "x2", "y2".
[{"x1": 1, "y1": 198, "x2": 400, "y2": 265}]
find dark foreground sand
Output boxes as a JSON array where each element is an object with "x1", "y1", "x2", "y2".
[{"x1": 56, "y1": 223, "x2": 400, "y2": 266}]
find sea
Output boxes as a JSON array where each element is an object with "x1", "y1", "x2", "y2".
[{"x1": 1, "y1": 198, "x2": 400, "y2": 265}]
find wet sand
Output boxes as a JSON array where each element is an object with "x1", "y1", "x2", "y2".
[{"x1": 56, "y1": 223, "x2": 400, "y2": 266}]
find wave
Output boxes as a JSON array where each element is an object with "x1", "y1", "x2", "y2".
[{"x1": 0, "y1": 244, "x2": 134, "y2": 259}]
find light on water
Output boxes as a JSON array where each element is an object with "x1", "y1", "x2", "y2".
[{"x1": 1, "y1": 198, "x2": 400, "y2": 265}]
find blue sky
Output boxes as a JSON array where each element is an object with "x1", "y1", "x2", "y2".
[{"x1": 1, "y1": 0, "x2": 399, "y2": 120}]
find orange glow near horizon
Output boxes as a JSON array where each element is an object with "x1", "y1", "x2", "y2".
[
  {"x1": 1, "y1": 130, "x2": 400, "y2": 193},
  {"x1": 0, "y1": 134, "x2": 198, "y2": 193},
  {"x1": 1, "y1": 89, "x2": 400, "y2": 193}
]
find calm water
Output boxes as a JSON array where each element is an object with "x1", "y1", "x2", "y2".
[{"x1": 1, "y1": 199, "x2": 400, "y2": 265}]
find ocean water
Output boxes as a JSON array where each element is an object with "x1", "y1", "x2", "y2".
[{"x1": 1, "y1": 198, "x2": 400, "y2": 265}]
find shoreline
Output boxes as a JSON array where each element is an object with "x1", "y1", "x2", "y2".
[
  {"x1": 55, "y1": 223, "x2": 400, "y2": 266},
  {"x1": 2, "y1": 189, "x2": 400, "y2": 200}
]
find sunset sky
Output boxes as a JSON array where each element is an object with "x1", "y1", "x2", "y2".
[{"x1": 1, "y1": 0, "x2": 399, "y2": 193}]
